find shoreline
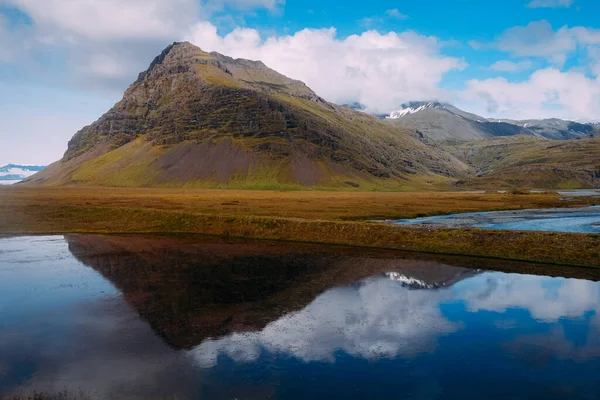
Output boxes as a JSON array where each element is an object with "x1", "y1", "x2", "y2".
[
  {"x1": 2, "y1": 206, "x2": 599, "y2": 269},
  {"x1": 1, "y1": 187, "x2": 599, "y2": 269}
]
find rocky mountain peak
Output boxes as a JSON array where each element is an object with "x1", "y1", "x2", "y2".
[
  {"x1": 131, "y1": 42, "x2": 319, "y2": 102},
  {"x1": 387, "y1": 101, "x2": 447, "y2": 119},
  {"x1": 135, "y1": 42, "x2": 199, "y2": 83},
  {"x1": 35, "y1": 42, "x2": 470, "y2": 189}
]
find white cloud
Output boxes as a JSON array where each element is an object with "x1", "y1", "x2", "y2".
[
  {"x1": 493, "y1": 21, "x2": 577, "y2": 65},
  {"x1": 3, "y1": 0, "x2": 284, "y2": 42},
  {"x1": 527, "y1": 0, "x2": 574, "y2": 8},
  {"x1": 385, "y1": 9, "x2": 409, "y2": 20},
  {"x1": 192, "y1": 276, "x2": 457, "y2": 367},
  {"x1": 457, "y1": 273, "x2": 600, "y2": 322},
  {"x1": 466, "y1": 20, "x2": 600, "y2": 120},
  {"x1": 4, "y1": 0, "x2": 199, "y2": 41},
  {"x1": 187, "y1": 23, "x2": 464, "y2": 112},
  {"x1": 481, "y1": 20, "x2": 600, "y2": 66},
  {"x1": 489, "y1": 60, "x2": 533, "y2": 72},
  {"x1": 460, "y1": 68, "x2": 600, "y2": 120},
  {"x1": 0, "y1": 0, "x2": 285, "y2": 86},
  {"x1": 588, "y1": 46, "x2": 600, "y2": 77}
]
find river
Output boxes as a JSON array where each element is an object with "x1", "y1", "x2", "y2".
[{"x1": 392, "y1": 206, "x2": 600, "y2": 233}]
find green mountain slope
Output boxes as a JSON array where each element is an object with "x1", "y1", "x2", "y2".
[
  {"x1": 26, "y1": 42, "x2": 468, "y2": 190},
  {"x1": 448, "y1": 135, "x2": 600, "y2": 189}
]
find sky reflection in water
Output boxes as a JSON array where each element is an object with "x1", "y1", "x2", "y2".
[
  {"x1": 394, "y1": 206, "x2": 600, "y2": 234},
  {"x1": 0, "y1": 235, "x2": 599, "y2": 399}
]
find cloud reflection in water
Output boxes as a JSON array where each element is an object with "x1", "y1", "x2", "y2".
[{"x1": 192, "y1": 272, "x2": 600, "y2": 368}]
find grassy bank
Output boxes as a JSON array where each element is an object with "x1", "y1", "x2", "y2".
[{"x1": 1, "y1": 187, "x2": 599, "y2": 268}]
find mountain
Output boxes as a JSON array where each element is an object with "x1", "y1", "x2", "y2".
[
  {"x1": 341, "y1": 102, "x2": 388, "y2": 119},
  {"x1": 387, "y1": 101, "x2": 597, "y2": 142},
  {"x1": 488, "y1": 118, "x2": 595, "y2": 140},
  {"x1": 386, "y1": 101, "x2": 534, "y2": 142},
  {"x1": 342, "y1": 102, "x2": 367, "y2": 111},
  {"x1": 0, "y1": 164, "x2": 45, "y2": 183},
  {"x1": 384, "y1": 269, "x2": 478, "y2": 290},
  {"x1": 26, "y1": 42, "x2": 467, "y2": 189},
  {"x1": 448, "y1": 135, "x2": 600, "y2": 189},
  {"x1": 65, "y1": 233, "x2": 480, "y2": 349}
]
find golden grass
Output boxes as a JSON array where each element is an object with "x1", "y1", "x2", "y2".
[
  {"x1": 1, "y1": 187, "x2": 599, "y2": 268},
  {"x1": 1, "y1": 186, "x2": 591, "y2": 221}
]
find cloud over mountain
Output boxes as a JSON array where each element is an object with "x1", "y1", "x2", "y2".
[
  {"x1": 461, "y1": 68, "x2": 600, "y2": 120},
  {"x1": 462, "y1": 20, "x2": 600, "y2": 120},
  {"x1": 186, "y1": 23, "x2": 464, "y2": 113}
]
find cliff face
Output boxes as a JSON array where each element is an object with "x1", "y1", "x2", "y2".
[{"x1": 28, "y1": 42, "x2": 467, "y2": 189}]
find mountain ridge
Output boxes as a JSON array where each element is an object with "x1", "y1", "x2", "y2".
[
  {"x1": 385, "y1": 101, "x2": 597, "y2": 142},
  {"x1": 0, "y1": 164, "x2": 45, "y2": 182},
  {"x1": 21, "y1": 43, "x2": 600, "y2": 190},
  {"x1": 26, "y1": 42, "x2": 467, "y2": 190}
]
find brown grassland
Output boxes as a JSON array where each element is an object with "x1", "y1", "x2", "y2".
[{"x1": 1, "y1": 186, "x2": 599, "y2": 269}]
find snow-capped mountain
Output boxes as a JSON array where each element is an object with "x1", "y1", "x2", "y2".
[
  {"x1": 385, "y1": 272, "x2": 439, "y2": 289},
  {"x1": 384, "y1": 269, "x2": 481, "y2": 290},
  {"x1": 487, "y1": 118, "x2": 595, "y2": 140},
  {"x1": 0, "y1": 164, "x2": 45, "y2": 184},
  {"x1": 387, "y1": 101, "x2": 446, "y2": 119},
  {"x1": 385, "y1": 101, "x2": 598, "y2": 142}
]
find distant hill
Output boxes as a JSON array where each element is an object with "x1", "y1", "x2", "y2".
[
  {"x1": 488, "y1": 118, "x2": 595, "y2": 140},
  {"x1": 0, "y1": 164, "x2": 45, "y2": 182},
  {"x1": 447, "y1": 136, "x2": 600, "y2": 189},
  {"x1": 386, "y1": 101, "x2": 597, "y2": 142},
  {"x1": 26, "y1": 42, "x2": 467, "y2": 190}
]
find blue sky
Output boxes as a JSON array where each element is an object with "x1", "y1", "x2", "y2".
[{"x1": 1, "y1": 0, "x2": 599, "y2": 165}]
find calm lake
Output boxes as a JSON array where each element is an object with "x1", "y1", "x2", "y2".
[{"x1": 1, "y1": 235, "x2": 599, "y2": 399}]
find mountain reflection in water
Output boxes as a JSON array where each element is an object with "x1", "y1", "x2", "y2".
[{"x1": 1, "y1": 234, "x2": 599, "y2": 400}]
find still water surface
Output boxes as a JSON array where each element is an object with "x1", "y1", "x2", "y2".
[
  {"x1": 394, "y1": 206, "x2": 600, "y2": 233},
  {"x1": 1, "y1": 235, "x2": 599, "y2": 399}
]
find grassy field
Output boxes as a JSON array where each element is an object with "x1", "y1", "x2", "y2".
[{"x1": 1, "y1": 186, "x2": 599, "y2": 268}]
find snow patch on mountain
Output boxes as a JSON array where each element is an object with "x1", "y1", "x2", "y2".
[
  {"x1": 0, "y1": 164, "x2": 46, "y2": 182},
  {"x1": 387, "y1": 101, "x2": 446, "y2": 119},
  {"x1": 385, "y1": 272, "x2": 439, "y2": 289}
]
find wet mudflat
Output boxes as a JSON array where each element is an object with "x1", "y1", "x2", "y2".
[
  {"x1": 393, "y1": 206, "x2": 600, "y2": 233},
  {"x1": 1, "y1": 235, "x2": 600, "y2": 399}
]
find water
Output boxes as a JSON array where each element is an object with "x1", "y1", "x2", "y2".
[
  {"x1": 1, "y1": 235, "x2": 600, "y2": 399},
  {"x1": 0, "y1": 180, "x2": 20, "y2": 186},
  {"x1": 393, "y1": 206, "x2": 600, "y2": 233},
  {"x1": 557, "y1": 190, "x2": 600, "y2": 198}
]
